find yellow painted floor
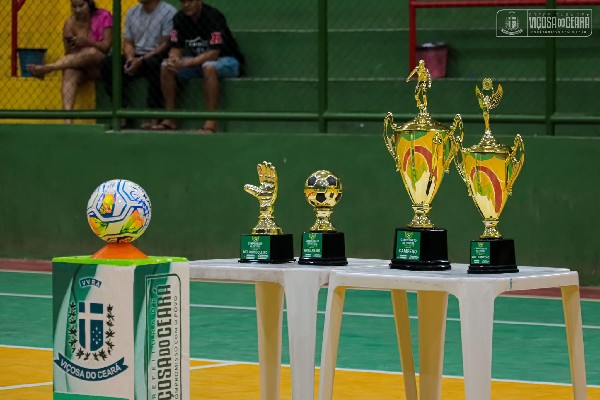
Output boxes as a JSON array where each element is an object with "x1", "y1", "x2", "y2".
[{"x1": 1, "y1": 347, "x2": 598, "y2": 399}]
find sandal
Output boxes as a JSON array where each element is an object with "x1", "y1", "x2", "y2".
[
  {"x1": 140, "y1": 119, "x2": 158, "y2": 129},
  {"x1": 149, "y1": 120, "x2": 177, "y2": 131},
  {"x1": 198, "y1": 120, "x2": 217, "y2": 134}
]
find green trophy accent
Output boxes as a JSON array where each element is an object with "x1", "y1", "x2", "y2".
[
  {"x1": 471, "y1": 241, "x2": 491, "y2": 265},
  {"x1": 301, "y1": 232, "x2": 323, "y2": 258},
  {"x1": 240, "y1": 235, "x2": 271, "y2": 261},
  {"x1": 396, "y1": 230, "x2": 421, "y2": 261}
]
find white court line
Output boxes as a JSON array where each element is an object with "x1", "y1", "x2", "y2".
[
  {"x1": 1, "y1": 347, "x2": 599, "y2": 390},
  {"x1": 0, "y1": 382, "x2": 52, "y2": 391},
  {"x1": 1, "y1": 292, "x2": 599, "y2": 329},
  {"x1": 189, "y1": 303, "x2": 600, "y2": 330},
  {"x1": 191, "y1": 361, "x2": 239, "y2": 370},
  {"x1": 0, "y1": 292, "x2": 51, "y2": 299}
]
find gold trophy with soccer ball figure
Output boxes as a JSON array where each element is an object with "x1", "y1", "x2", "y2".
[
  {"x1": 455, "y1": 78, "x2": 525, "y2": 273},
  {"x1": 384, "y1": 60, "x2": 464, "y2": 270},
  {"x1": 298, "y1": 170, "x2": 348, "y2": 266},
  {"x1": 239, "y1": 161, "x2": 294, "y2": 263}
]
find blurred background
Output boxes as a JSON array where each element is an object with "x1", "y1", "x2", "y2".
[{"x1": 0, "y1": 0, "x2": 598, "y2": 283}]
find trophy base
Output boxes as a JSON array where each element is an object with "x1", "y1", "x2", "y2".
[
  {"x1": 239, "y1": 234, "x2": 295, "y2": 264},
  {"x1": 298, "y1": 231, "x2": 348, "y2": 266},
  {"x1": 390, "y1": 227, "x2": 451, "y2": 271},
  {"x1": 468, "y1": 238, "x2": 519, "y2": 274}
]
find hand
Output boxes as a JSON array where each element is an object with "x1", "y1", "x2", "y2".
[
  {"x1": 162, "y1": 56, "x2": 185, "y2": 71},
  {"x1": 124, "y1": 57, "x2": 142, "y2": 76},
  {"x1": 70, "y1": 36, "x2": 91, "y2": 49},
  {"x1": 244, "y1": 161, "x2": 278, "y2": 209}
]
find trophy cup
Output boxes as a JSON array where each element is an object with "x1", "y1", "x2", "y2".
[
  {"x1": 298, "y1": 170, "x2": 348, "y2": 266},
  {"x1": 455, "y1": 78, "x2": 525, "y2": 273},
  {"x1": 383, "y1": 60, "x2": 463, "y2": 270},
  {"x1": 240, "y1": 161, "x2": 294, "y2": 263}
]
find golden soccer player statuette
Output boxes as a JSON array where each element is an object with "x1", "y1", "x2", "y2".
[
  {"x1": 298, "y1": 170, "x2": 347, "y2": 266},
  {"x1": 455, "y1": 78, "x2": 525, "y2": 273},
  {"x1": 239, "y1": 161, "x2": 294, "y2": 263},
  {"x1": 383, "y1": 60, "x2": 463, "y2": 270}
]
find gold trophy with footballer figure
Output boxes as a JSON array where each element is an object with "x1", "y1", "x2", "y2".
[
  {"x1": 384, "y1": 60, "x2": 463, "y2": 270},
  {"x1": 455, "y1": 78, "x2": 524, "y2": 273},
  {"x1": 298, "y1": 170, "x2": 348, "y2": 266},
  {"x1": 240, "y1": 161, "x2": 294, "y2": 263}
]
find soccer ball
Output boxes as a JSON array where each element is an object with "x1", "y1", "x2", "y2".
[
  {"x1": 304, "y1": 170, "x2": 342, "y2": 208},
  {"x1": 87, "y1": 179, "x2": 152, "y2": 243}
]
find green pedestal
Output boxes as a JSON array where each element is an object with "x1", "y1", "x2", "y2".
[{"x1": 52, "y1": 256, "x2": 189, "y2": 400}]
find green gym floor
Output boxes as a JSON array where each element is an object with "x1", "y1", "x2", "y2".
[{"x1": 1, "y1": 267, "x2": 599, "y2": 399}]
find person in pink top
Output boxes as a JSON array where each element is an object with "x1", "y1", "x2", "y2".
[{"x1": 27, "y1": 0, "x2": 112, "y2": 123}]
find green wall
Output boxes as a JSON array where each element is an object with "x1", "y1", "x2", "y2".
[{"x1": 0, "y1": 124, "x2": 598, "y2": 284}]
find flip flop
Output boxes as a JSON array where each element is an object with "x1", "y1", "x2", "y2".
[
  {"x1": 149, "y1": 121, "x2": 177, "y2": 131},
  {"x1": 197, "y1": 127, "x2": 215, "y2": 135},
  {"x1": 139, "y1": 120, "x2": 158, "y2": 129}
]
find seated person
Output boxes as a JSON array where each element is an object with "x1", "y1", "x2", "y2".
[
  {"x1": 27, "y1": 0, "x2": 112, "y2": 124},
  {"x1": 150, "y1": 0, "x2": 245, "y2": 133},
  {"x1": 100, "y1": 0, "x2": 177, "y2": 129}
]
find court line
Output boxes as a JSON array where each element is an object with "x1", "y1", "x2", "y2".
[
  {"x1": 0, "y1": 291, "x2": 598, "y2": 329},
  {"x1": 0, "y1": 382, "x2": 52, "y2": 391},
  {"x1": 1, "y1": 346, "x2": 599, "y2": 389}
]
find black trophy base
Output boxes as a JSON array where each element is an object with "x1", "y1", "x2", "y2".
[
  {"x1": 298, "y1": 231, "x2": 348, "y2": 266},
  {"x1": 390, "y1": 227, "x2": 451, "y2": 271},
  {"x1": 239, "y1": 233, "x2": 295, "y2": 264},
  {"x1": 468, "y1": 238, "x2": 519, "y2": 274}
]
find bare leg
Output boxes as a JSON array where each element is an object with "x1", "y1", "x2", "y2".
[
  {"x1": 200, "y1": 63, "x2": 219, "y2": 133},
  {"x1": 28, "y1": 48, "x2": 105, "y2": 77},
  {"x1": 152, "y1": 64, "x2": 178, "y2": 130},
  {"x1": 62, "y1": 68, "x2": 85, "y2": 124}
]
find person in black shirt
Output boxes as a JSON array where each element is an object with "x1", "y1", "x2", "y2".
[{"x1": 150, "y1": 0, "x2": 244, "y2": 133}]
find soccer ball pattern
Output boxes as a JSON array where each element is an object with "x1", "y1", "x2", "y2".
[
  {"x1": 87, "y1": 179, "x2": 152, "y2": 243},
  {"x1": 304, "y1": 170, "x2": 342, "y2": 208}
]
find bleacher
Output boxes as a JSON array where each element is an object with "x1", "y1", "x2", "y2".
[{"x1": 96, "y1": 0, "x2": 600, "y2": 135}]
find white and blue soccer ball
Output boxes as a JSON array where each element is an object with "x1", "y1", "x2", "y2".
[{"x1": 87, "y1": 179, "x2": 152, "y2": 242}]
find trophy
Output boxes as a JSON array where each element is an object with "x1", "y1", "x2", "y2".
[
  {"x1": 383, "y1": 60, "x2": 463, "y2": 270},
  {"x1": 298, "y1": 170, "x2": 348, "y2": 266},
  {"x1": 455, "y1": 78, "x2": 525, "y2": 273},
  {"x1": 239, "y1": 161, "x2": 294, "y2": 263}
]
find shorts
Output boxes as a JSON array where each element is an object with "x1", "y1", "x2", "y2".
[{"x1": 175, "y1": 56, "x2": 240, "y2": 82}]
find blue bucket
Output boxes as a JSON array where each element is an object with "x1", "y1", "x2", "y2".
[{"x1": 18, "y1": 48, "x2": 47, "y2": 78}]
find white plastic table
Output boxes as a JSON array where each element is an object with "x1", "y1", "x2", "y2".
[
  {"x1": 318, "y1": 264, "x2": 587, "y2": 400},
  {"x1": 189, "y1": 258, "x2": 416, "y2": 400}
]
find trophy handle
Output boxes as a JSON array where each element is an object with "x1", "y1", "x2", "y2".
[
  {"x1": 506, "y1": 134, "x2": 525, "y2": 195},
  {"x1": 443, "y1": 114, "x2": 464, "y2": 172},
  {"x1": 454, "y1": 146, "x2": 474, "y2": 198},
  {"x1": 383, "y1": 112, "x2": 399, "y2": 168}
]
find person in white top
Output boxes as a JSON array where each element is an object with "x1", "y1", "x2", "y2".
[{"x1": 100, "y1": 0, "x2": 177, "y2": 128}]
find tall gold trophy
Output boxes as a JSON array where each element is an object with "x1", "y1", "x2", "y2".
[
  {"x1": 384, "y1": 60, "x2": 463, "y2": 270},
  {"x1": 239, "y1": 161, "x2": 295, "y2": 263},
  {"x1": 298, "y1": 170, "x2": 348, "y2": 266},
  {"x1": 455, "y1": 78, "x2": 525, "y2": 273}
]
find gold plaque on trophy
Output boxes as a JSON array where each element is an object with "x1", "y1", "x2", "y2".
[
  {"x1": 240, "y1": 161, "x2": 294, "y2": 263},
  {"x1": 455, "y1": 78, "x2": 525, "y2": 273},
  {"x1": 383, "y1": 60, "x2": 463, "y2": 270}
]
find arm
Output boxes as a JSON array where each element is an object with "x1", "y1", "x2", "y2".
[
  {"x1": 141, "y1": 36, "x2": 170, "y2": 61},
  {"x1": 123, "y1": 38, "x2": 136, "y2": 61},
  {"x1": 62, "y1": 18, "x2": 76, "y2": 54},
  {"x1": 183, "y1": 49, "x2": 219, "y2": 68},
  {"x1": 95, "y1": 27, "x2": 113, "y2": 54}
]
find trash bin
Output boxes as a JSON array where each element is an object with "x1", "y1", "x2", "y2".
[
  {"x1": 416, "y1": 42, "x2": 447, "y2": 79},
  {"x1": 18, "y1": 48, "x2": 47, "y2": 78}
]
